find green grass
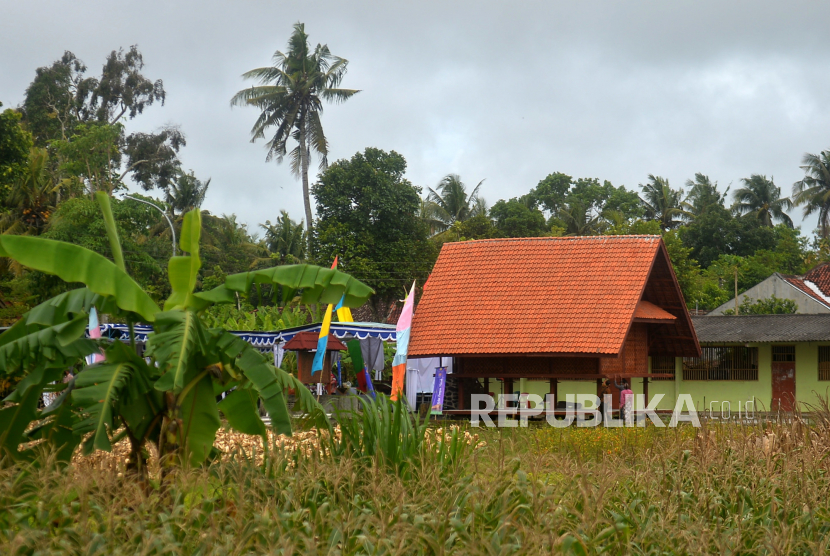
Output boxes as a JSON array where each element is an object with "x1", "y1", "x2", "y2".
[{"x1": 3, "y1": 417, "x2": 830, "y2": 554}]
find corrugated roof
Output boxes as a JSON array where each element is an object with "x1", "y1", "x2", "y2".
[
  {"x1": 692, "y1": 314, "x2": 830, "y2": 343},
  {"x1": 408, "y1": 235, "x2": 696, "y2": 357}
]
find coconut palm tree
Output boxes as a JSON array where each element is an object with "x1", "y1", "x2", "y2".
[
  {"x1": 733, "y1": 174, "x2": 792, "y2": 227},
  {"x1": 684, "y1": 173, "x2": 727, "y2": 219},
  {"x1": 230, "y1": 23, "x2": 358, "y2": 246},
  {"x1": 424, "y1": 174, "x2": 487, "y2": 233},
  {"x1": 261, "y1": 210, "x2": 306, "y2": 262},
  {"x1": 793, "y1": 150, "x2": 830, "y2": 237},
  {"x1": 639, "y1": 175, "x2": 688, "y2": 230},
  {"x1": 0, "y1": 148, "x2": 59, "y2": 236},
  {"x1": 165, "y1": 170, "x2": 210, "y2": 215},
  {"x1": 559, "y1": 198, "x2": 603, "y2": 236}
]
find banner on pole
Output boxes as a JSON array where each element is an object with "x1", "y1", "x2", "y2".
[{"x1": 430, "y1": 366, "x2": 447, "y2": 415}]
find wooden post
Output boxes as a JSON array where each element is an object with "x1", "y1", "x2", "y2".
[
  {"x1": 643, "y1": 376, "x2": 649, "y2": 405},
  {"x1": 549, "y1": 378, "x2": 558, "y2": 410},
  {"x1": 504, "y1": 377, "x2": 514, "y2": 407}
]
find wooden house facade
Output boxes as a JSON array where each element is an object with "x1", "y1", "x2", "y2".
[{"x1": 407, "y1": 236, "x2": 701, "y2": 410}]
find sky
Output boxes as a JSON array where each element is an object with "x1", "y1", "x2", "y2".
[{"x1": 2, "y1": 0, "x2": 829, "y2": 236}]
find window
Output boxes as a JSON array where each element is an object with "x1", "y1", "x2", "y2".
[
  {"x1": 772, "y1": 346, "x2": 795, "y2": 362},
  {"x1": 819, "y1": 347, "x2": 830, "y2": 381},
  {"x1": 683, "y1": 346, "x2": 758, "y2": 381},
  {"x1": 651, "y1": 356, "x2": 675, "y2": 381}
]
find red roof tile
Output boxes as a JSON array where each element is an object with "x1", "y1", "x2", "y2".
[
  {"x1": 634, "y1": 300, "x2": 677, "y2": 321},
  {"x1": 803, "y1": 263, "x2": 830, "y2": 297},
  {"x1": 781, "y1": 275, "x2": 830, "y2": 308},
  {"x1": 409, "y1": 236, "x2": 677, "y2": 357}
]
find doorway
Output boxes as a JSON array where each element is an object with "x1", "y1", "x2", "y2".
[{"x1": 771, "y1": 345, "x2": 796, "y2": 412}]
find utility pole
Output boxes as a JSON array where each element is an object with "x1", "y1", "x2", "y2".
[{"x1": 734, "y1": 268, "x2": 739, "y2": 315}]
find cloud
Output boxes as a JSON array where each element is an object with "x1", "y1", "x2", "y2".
[{"x1": 2, "y1": 0, "x2": 828, "y2": 233}]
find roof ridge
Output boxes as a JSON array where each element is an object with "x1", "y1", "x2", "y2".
[{"x1": 445, "y1": 235, "x2": 661, "y2": 246}]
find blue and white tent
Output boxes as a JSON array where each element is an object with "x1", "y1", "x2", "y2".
[{"x1": 97, "y1": 321, "x2": 397, "y2": 351}]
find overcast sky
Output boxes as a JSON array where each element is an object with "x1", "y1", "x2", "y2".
[{"x1": 2, "y1": 0, "x2": 829, "y2": 236}]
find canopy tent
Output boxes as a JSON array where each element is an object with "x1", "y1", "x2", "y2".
[
  {"x1": 97, "y1": 321, "x2": 397, "y2": 350},
  {"x1": 95, "y1": 321, "x2": 445, "y2": 409}
]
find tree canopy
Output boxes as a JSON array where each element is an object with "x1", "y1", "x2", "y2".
[{"x1": 312, "y1": 148, "x2": 436, "y2": 320}]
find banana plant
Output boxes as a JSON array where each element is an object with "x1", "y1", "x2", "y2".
[{"x1": 0, "y1": 192, "x2": 373, "y2": 480}]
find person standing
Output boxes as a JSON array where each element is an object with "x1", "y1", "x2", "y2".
[
  {"x1": 615, "y1": 377, "x2": 633, "y2": 424},
  {"x1": 598, "y1": 379, "x2": 611, "y2": 423}
]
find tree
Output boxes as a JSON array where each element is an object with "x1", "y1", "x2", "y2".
[
  {"x1": 684, "y1": 173, "x2": 727, "y2": 219},
  {"x1": 679, "y1": 204, "x2": 776, "y2": 268},
  {"x1": 0, "y1": 104, "x2": 34, "y2": 199},
  {"x1": 558, "y1": 198, "x2": 602, "y2": 236},
  {"x1": 489, "y1": 197, "x2": 548, "y2": 238},
  {"x1": 0, "y1": 193, "x2": 372, "y2": 482},
  {"x1": 21, "y1": 51, "x2": 91, "y2": 144},
  {"x1": 793, "y1": 150, "x2": 830, "y2": 238},
  {"x1": 722, "y1": 295, "x2": 798, "y2": 315},
  {"x1": 312, "y1": 148, "x2": 435, "y2": 320},
  {"x1": 531, "y1": 172, "x2": 572, "y2": 215},
  {"x1": 262, "y1": 210, "x2": 306, "y2": 263},
  {"x1": 52, "y1": 123, "x2": 123, "y2": 194},
  {"x1": 37, "y1": 194, "x2": 171, "y2": 301},
  {"x1": 733, "y1": 174, "x2": 793, "y2": 227},
  {"x1": 166, "y1": 170, "x2": 210, "y2": 215},
  {"x1": 423, "y1": 174, "x2": 486, "y2": 233},
  {"x1": 22, "y1": 48, "x2": 184, "y2": 194},
  {"x1": 231, "y1": 23, "x2": 359, "y2": 244},
  {"x1": 639, "y1": 175, "x2": 688, "y2": 230},
  {"x1": 0, "y1": 148, "x2": 59, "y2": 236}
]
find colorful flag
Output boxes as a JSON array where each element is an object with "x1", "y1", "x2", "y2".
[
  {"x1": 85, "y1": 307, "x2": 105, "y2": 365},
  {"x1": 430, "y1": 366, "x2": 447, "y2": 414},
  {"x1": 335, "y1": 294, "x2": 353, "y2": 323},
  {"x1": 312, "y1": 258, "x2": 339, "y2": 375},
  {"x1": 391, "y1": 280, "x2": 415, "y2": 401}
]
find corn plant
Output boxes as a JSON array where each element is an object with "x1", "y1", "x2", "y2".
[{"x1": 0, "y1": 193, "x2": 372, "y2": 481}]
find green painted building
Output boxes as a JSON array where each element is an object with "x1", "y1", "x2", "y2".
[{"x1": 485, "y1": 314, "x2": 830, "y2": 415}]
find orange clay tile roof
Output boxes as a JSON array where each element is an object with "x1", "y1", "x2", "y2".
[
  {"x1": 634, "y1": 300, "x2": 677, "y2": 321},
  {"x1": 781, "y1": 275, "x2": 830, "y2": 307},
  {"x1": 409, "y1": 236, "x2": 666, "y2": 357},
  {"x1": 803, "y1": 263, "x2": 830, "y2": 297}
]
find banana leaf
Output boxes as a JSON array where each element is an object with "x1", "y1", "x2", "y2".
[
  {"x1": 0, "y1": 379, "x2": 43, "y2": 461},
  {"x1": 72, "y1": 341, "x2": 152, "y2": 453},
  {"x1": 24, "y1": 380, "x2": 80, "y2": 462},
  {"x1": 0, "y1": 236, "x2": 158, "y2": 322},
  {"x1": 216, "y1": 264, "x2": 374, "y2": 307},
  {"x1": 164, "y1": 210, "x2": 203, "y2": 311},
  {"x1": 218, "y1": 387, "x2": 267, "y2": 437},
  {"x1": 179, "y1": 371, "x2": 221, "y2": 466},
  {"x1": 147, "y1": 309, "x2": 207, "y2": 393},
  {"x1": 0, "y1": 313, "x2": 96, "y2": 375}
]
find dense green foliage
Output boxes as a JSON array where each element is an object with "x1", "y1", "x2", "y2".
[
  {"x1": 312, "y1": 148, "x2": 436, "y2": 320},
  {"x1": 0, "y1": 194, "x2": 372, "y2": 480},
  {"x1": 722, "y1": 294, "x2": 798, "y2": 315}
]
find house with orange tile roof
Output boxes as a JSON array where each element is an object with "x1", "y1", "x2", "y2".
[
  {"x1": 407, "y1": 235, "x2": 701, "y2": 411},
  {"x1": 708, "y1": 263, "x2": 830, "y2": 315}
]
